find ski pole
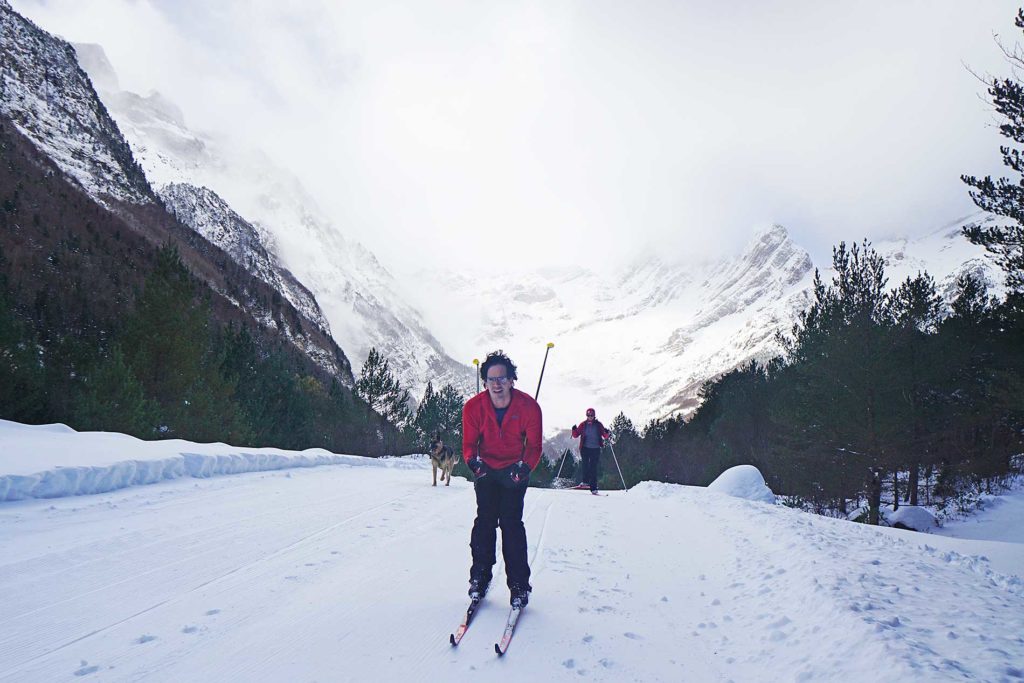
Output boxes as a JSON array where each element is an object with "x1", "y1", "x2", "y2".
[
  {"x1": 608, "y1": 441, "x2": 628, "y2": 491},
  {"x1": 554, "y1": 447, "x2": 569, "y2": 480},
  {"x1": 472, "y1": 358, "x2": 480, "y2": 393},
  {"x1": 534, "y1": 342, "x2": 554, "y2": 400}
]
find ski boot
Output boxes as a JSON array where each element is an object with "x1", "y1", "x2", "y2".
[{"x1": 510, "y1": 584, "x2": 531, "y2": 609}]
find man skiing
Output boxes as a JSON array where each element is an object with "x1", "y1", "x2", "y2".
[
  {"x1": 571, "y1": 408, "x2": 610, "y2": 494},
  {"x1": 462, "y1": 350, "x2": 543, "y2": 609}
]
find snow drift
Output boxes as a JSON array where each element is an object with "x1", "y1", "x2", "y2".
[
  {"x1": 707, "y1": 464, "x2": 777, "y2": 503},
  {"x1": 0, "y1": 420, "x2": 424, "y2": 502}
]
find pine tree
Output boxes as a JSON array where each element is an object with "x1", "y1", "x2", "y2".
[
  {"x1": 413, "y1": 381, "x2": 465, "y2": 447},
  {"x1": 122, "y1": 246, "x2": 250, "y2": 442},
  {"x1": 72, "y1": 345, "x2": 155, "y2": 437},
  {"x1": 888, "y1": 273, "x2": 944, "y2": 505},
  {"x1": 354, "y1": 347, "x2": 412, "y2": 428},
  {"x1": 0, "y1": 275, "x2": 44, "y2": 423},
  {"x1": 961, "y1": 9, "x2": 1024, "y2": 297},
  {"x1": 774, "y1": 240, "x2": 898, "y2": 516}
]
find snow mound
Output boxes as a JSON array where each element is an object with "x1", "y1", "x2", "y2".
[
  {"x1": 707, "y1": 465, "x2": 776, "y2": 504},
  {"x1": 0, "y1": 419, "x2": 427, "y2": 502},
  {"x1": 631, "y1": 481, "x2": 692, "y2": 499},
  {"x1": 888, "y1": 505, "x2": 938, "y2": 532}
]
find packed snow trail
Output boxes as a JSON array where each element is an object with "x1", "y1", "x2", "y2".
[{"x1": 0, "y1": 467, "x2": 1022, "y2": 681}]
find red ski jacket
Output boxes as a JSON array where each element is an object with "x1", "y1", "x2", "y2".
[
  {"x1": 571, "y1": 420, "x2": 610, "y2": 448},
  {"x1": 462, "y1": 388, "x2": 543, "y2": 470}
]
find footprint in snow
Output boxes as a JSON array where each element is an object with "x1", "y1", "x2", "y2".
[
  {"x1": 136, "y1": 635, "x2": 157, "y2": 644},
  {"x1": 182, "y1": 625, "x2": 199, "y2": 634},
  {"x1": 73, "y1": 661, "x2": 99, "y2": 676},
  {"x1": 205, "y1": 609, "x2": 220, "y2": 616},
  {"x1": 582, "y1": 635, "x2": 594, "y2": 643},
  {"x1": 562, "y1": 658, "x2": 575, "y2": 669},
  {"x1": 623, "y1": 632, "x2": 643, "y2": 640}
]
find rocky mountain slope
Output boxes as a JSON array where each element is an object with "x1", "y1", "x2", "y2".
[
  {"x1": 0, "y1": 1, "x2": 351, "y2": 382},
  {"x1": 71, "y1": 42, "x2": 474, "y2": 402}
]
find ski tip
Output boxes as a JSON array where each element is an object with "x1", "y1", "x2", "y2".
[
  {"x1": 494, "y1": 643, "x2": 504, "y2": 656},
  {"x1": 450, "y1": 633, "x2": 457, "y2": 646}
]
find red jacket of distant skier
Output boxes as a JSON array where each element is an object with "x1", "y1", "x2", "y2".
[
  {"x1": 572, "y1": 420, "x2": 610, "y2": 448},
  {"x1": 462, "y1": 388, "x2": 543, "y2": 470}
]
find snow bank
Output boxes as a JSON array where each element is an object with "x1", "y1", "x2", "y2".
[
  {"x1": 707, "y1": 464, "x2": 776, "y2": 503},
  {"x1": 0, "y1": 419, "x2": 427, "y2": 502}
]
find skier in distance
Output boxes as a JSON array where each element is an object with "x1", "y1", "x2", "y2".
[{"x1": 571, "y1": 408, "x2": 610, "y2": 494}]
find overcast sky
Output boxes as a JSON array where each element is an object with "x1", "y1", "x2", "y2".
[{"x1": 12, "y1": 0, "x2": 1019, "y2": 271}]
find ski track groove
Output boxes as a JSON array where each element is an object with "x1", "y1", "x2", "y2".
[
  {"x1": 0, "y1": 470, "x2": 371, "y2": 587},
  {"x1": 0, "y1": 474, "x2": 452, "y2": 679},
  {"x1": 3, "y1": 487, "x2": 416, "y2": 623}
]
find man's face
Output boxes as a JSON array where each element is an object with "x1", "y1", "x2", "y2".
[
  {"x1": 586, "y1": 411, "x2": 595, "y2": 422},
  {"x1": 486, "y1": 365, "x2": 513, "y2": 402}
]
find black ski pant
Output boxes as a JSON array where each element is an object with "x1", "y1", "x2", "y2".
[
  {"x1": 469, "y1": 467, "x2": 531, "y2": 592},
  {"x1": 581, "y1": 447, "x2": 601, "y2": 491}
]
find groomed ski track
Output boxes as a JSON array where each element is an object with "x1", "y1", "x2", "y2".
[{"x1": 1, "y1": 465, "x2": 1022, "y2": 681}]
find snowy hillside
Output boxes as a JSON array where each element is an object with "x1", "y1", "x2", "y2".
[
  {"x1": 0, "y1": 420, "x2": 1022, "y2": 681},
  {"x1": 71, "y1": 42, "x2": 474, "y2": 400},
  {"x1": 406, "y1": 222, "x2": 1002, "y2": 431}
]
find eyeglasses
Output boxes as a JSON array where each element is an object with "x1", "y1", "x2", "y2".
[{"x1": 485, "y1": 376, "x2": 511, "y2": 385}]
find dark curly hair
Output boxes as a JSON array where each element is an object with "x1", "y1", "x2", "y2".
[{"x1": 480, "y1": 349, "x2": 518, "y2": 382}]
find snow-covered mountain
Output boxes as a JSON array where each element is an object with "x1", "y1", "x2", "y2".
[
  {"x1": 72, "y1": 42, "x2": 474, "y2": 402},
  {"x1": 0, "y1": 0, "x2": 150, "y2": 205},
  {"x1": 0, "y1": 3, "x2": 352, "y2": 383},
  {"x1": 406, "y1": 222, "x2": 1003, "y2": 432},
  {"x1": 7, "y1": 2, "x2": 1004, "y2": 430},
  {"x1": 158, "y1": 182, "x2": 331, "y2": 335}
]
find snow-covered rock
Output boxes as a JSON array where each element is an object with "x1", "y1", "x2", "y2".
[
  {"x1": 707, "y1": 465, "x2": 777, "y2": 504},
  {"x1": 888, "y1": 505, "x2": 939, "y2": 532}
]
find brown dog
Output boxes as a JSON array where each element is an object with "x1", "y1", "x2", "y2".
[{"x1": 429, "y1": 434, "x2": 457, "y2": 487}]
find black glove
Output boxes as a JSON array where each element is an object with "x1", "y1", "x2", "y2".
[
  {"x1": 468, "y1": 454, "x2": 488, "y2": 478},
  {"x1": 509, "y1": 461, "x2": 531, "y2": 485}
]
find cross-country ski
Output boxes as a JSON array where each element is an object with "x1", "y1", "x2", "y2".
[
  {"x1": 494, "y1": 606, "x2": 523, "y2": 656},
  {"x1": 449, "y1": 597, "x2": 482, "y2": 646}
]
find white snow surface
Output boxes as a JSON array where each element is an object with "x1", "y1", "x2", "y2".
[
  {"x1": 707, "y1": 464, "x2": 777, "y2": 504},
  {"x1": 935, "y1": 482, "x2": 1024, "y2": 545},
  {"x1": 1, "y1": 424, "x2": 1023, "y2": 681}
]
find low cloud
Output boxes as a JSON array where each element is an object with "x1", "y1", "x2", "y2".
[{"x1": 13, "y1": 0, "x2": 1017, "y2": 271}]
